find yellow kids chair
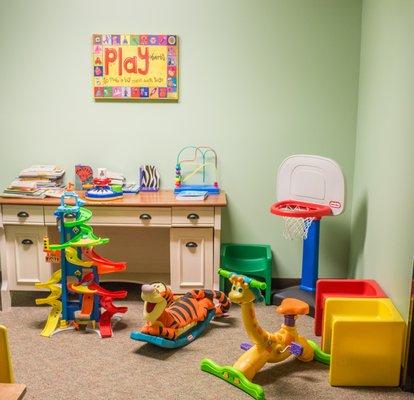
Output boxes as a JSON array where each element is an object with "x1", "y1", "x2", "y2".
[{"x1": 0, "y1": 325, "x2": 14, "y2": 383}]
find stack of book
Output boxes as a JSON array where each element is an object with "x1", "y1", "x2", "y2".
[{"x1": 2, "y1": 165, "x2": 65, "y2": 199}]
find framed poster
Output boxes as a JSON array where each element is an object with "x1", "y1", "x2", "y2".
[{"x1": 92, "y1": 34, "x2": 178, "y2": 100}]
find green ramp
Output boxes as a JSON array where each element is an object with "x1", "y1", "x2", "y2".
[{"x1": 200, "y1": 358, "x2": 264, "y2": 400}]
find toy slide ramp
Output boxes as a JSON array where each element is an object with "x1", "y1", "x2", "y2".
[
  {"x1": 49, "y1": 226, "x2": 108, "y2": 250},
  {"x1": 88, "y1": 282, "x2": 128, "y2": 338},
  {"x1": 82, "y1": 248, "x2": 126, "y2": 274},
  {"x1": 65, "y1": 247, "x2": 93, "y2": 268},
  {"x1": 99, "y1": 298, "x2": 128, "y2": 338},
  {"x1": 130, "y1": 309, "x2": 216, "y2": 348},
  {"x1": 62, "y1": 208, "x2": 92, "y2": 228},
  {"x1": 35, "y1": 270, "x2": 62, "y2": 337}
]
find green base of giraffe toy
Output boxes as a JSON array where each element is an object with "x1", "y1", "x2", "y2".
[
  {"x1": 200, "y1": 358, "x2": 265, "y2": 400},
  {"x1": 307, "y1": 339, "x2": 331, "y2": 365}
]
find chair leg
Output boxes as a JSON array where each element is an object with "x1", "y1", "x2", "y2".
[
  {"x1": 265, "y1": 276, "x2": 272, "y2": 305},
  {"x1": 219, "y1": 275, "x2": 225, "y2": 292}
]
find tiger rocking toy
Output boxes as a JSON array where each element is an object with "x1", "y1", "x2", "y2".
[{"x1": 131, "y1": 282, "x2": 230, "y2": 348}]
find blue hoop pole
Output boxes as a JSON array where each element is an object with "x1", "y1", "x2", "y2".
[{"x1": 300, "y1": 219, "x2": 320, "y2": 292}]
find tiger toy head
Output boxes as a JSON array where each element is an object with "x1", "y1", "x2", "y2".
[{"x1": 141, "y1": 282, "x2": 174, "y2": 323}]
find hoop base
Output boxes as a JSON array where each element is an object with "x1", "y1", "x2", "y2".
[{"x1": 272, "y1": 286, "x2": 315, "y2": 317}]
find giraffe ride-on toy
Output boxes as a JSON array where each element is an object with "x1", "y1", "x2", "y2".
[{"x1": 200, "y1": 269, "x2": 330, "y2": 400}]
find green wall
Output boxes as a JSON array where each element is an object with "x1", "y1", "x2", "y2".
[
  {"x1": 0, "y1": 0, "x2": 362, "y2": 279},
  {"x1": 349, "y1": 0, "x2": 414, "y2": 319}
]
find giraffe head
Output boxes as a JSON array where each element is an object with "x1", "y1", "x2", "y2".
[{"x1": 228, "y1": 274, "x2": 264, "y2": 305}]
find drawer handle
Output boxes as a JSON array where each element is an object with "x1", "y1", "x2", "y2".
[
  {"x1": 21, "y1": 239, "x2": 34, "y2": 245},
  {"x1": 139, "y1": 214, "x2": 152, "y2": 221},
  {"x1": 187, "y1": 213, "x2": 200, "y2": 220},
  {"x1": 17, "y1": 211, "x2": 29, "y2": 218},
  {"x1": 186, "y1": 242, "x2": 198, "y2": 248}
]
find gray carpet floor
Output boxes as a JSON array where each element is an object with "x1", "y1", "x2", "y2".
[{"x1": 1, "y1": 296, "x2": 413, "y2": 400}]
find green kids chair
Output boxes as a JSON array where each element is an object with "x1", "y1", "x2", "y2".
[{"x1": 219, "y1": 243, "x2": 272, "y2": 305}]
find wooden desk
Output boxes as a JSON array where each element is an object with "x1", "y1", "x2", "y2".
[
  {"x1": 0, "y1": 190, "x2": 227, "y2": 310},
  {"x1": 0, "y1": 384, "x2": 26, "y2": 400}
]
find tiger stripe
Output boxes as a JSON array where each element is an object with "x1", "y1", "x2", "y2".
[
  {"x1": 171, "y1": 304, "x2": 192, "y2": 322},
  {"x1": 177, "y1": 300, "x2": 196, "y2": 320},
  {"x1": 169, "y1": 307, "x2": 189, "y2": 325},
  {"x1": 144, "y1": 286, "x2": 231, "y2": 340},
  {"x1": 180, "y1": 296, "x2": 198, "y2": 318}
]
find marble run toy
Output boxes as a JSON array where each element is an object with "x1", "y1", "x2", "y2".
[
  {"x1": 131, "y1": 282, "x2": 230, "y2": 348},
  {"x1": 201, "y1": 269, "x2": 329, "y2": 400},
  {"x1": 174, "y1": 146, "x2": 220, "y2": 194},
  {"x1": 35, "y1": 192, "x2": 128, "y2": 338}
]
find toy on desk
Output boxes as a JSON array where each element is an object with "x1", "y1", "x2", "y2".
[
  {"x1": 174, "y1": 146, "x2": 220, "y2": 194},
  {"x1": 130, "y1": 282, "x2": 230, "y2": 348},
  {"x1": 75, "y1": 164, "x2": 94, "y2": 190},
  {"x1": 35, "y1": 192, "x2": 128, "y2": 338},
  {"x1": 139, "y1": 165, "x2": 160, "y2": 191},
  {"x1": 84, "y1": 168, "x2": 123, "y2": 201},
  {"x1": 200, "y1": 269, "x2": 330, "y2": 400},
  {"x1": 270, "y1": 155, "x2": 345, "y2": 313}
]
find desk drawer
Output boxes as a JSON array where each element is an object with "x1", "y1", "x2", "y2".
[
  {"x1": 2, "y1": 205, "x2": 44, "y2": 225},
  {"x1": 44, "y1": 206, "x2": 58, "y2": 225},
  {"x1": 172, "y1": 207, "x2": 215, "y2": 226},
  {"x1": 45, "y1": 206, "x2": 172, "y2": 226},
  {"x1": 88, "y1": 207, "x2": 171, "y2": 226}
]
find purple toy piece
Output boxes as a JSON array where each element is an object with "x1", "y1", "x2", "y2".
[
  {"x1": 240, "y1": 342, "x2": 253, "y2": 351},
  {"x1": 289, "y1": 341, "x2": 303, "y2": 357}
]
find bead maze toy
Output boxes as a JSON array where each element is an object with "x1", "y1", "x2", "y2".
[
  {"x1": 201, "y1": 269, "x2": 330, "y2": 400},
  {"x1": 131, "y1": 282, "x2": 230, "y2": 348},
  {"x1": 174, "y1": 146, "x2": 220, "y2": 194},
  {"x1": 270, "y1": 155, "x2": 345, "y2": 313},
  {"x1": 35, "y1": 192, "x2": 128, "y2": 338}
]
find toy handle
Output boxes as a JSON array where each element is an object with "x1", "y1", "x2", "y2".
[
  {"x1": 218, "y1": 268, "x2": 267, "y2": 290},
  {"x1": 218, "y1": 268, "x2": 232, "y2": 279}
]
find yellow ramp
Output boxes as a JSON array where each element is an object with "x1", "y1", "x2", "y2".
[
  {"x1": 65, "y1": 247, "x2": 93, "y2": 268},
  {"x1": 35, "y1": 270, "x2": 62, "y2": 337},
  {"x1": 0, "y1": 325, "x2": 14, "y2": 383}
]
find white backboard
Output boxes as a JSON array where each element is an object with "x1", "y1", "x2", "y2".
[{"x1": 276, "y1": 154, "x2": 345, "y2": 215}]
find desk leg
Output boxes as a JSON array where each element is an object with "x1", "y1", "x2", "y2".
[
  {"x1": 213, "y1": 207, "x2": 221, "y2": 290},
  {"x1": 0, "y1": 212, "x2": 11, "y2": 311}
]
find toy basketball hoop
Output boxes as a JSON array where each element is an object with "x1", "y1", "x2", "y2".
[
  {"x1": 270, "y1": 155, "x2": 345, "y2": 300},
  {"x1": 271, "y1": 200, "x2": 332, "y2": 240}
]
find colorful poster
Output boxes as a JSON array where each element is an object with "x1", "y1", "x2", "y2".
[{"x1": 92, "y1": 34, "x2": 178, "y2": 100}]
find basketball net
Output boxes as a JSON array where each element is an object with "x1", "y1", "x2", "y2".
[{"x1": 281, "y1": 205, "x2": 315, "y2": 240}]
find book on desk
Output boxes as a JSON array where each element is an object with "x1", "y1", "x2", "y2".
[{"x1": 175, "y1": 190, "x2": 209, "y2": 201}]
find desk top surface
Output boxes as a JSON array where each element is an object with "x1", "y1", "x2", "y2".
[
  {"x1": 0, "y1": 383, "x2": 26, "y2": 400},
  {"x1": 0, "y1": 190, "x2": 227, "y2": 207}
]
